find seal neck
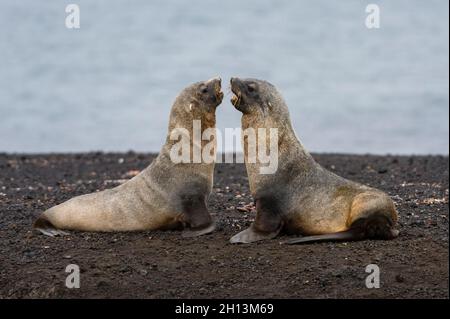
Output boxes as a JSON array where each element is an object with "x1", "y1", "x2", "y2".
[{"x1": 241, "y1": 112, "x2": 314, "y2": 161}]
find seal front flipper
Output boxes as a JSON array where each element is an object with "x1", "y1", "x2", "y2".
[
  {"x1": 180, "y1": 195, "x2": 215, "y2": 237},
  {"x1": 33, "y1": 214, "x2": 69, "y2": 237},
  {"x1": 230, "y1": 197, "x2": 283, "y2": 244},
  {"x1": 229, "y1": 225, "x2": 281, "y2": 244},
  {"x1": 182, "y1": 222, "x2": 216, "y2": 238}
]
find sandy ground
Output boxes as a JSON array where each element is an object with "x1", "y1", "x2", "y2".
[{"x1": 0, "y1": 152, "x2": 448, "y2": 299}]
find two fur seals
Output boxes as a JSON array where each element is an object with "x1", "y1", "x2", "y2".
[
  {"x1": 34, "y1": 77, "x2": 223, "y2": 237},
  {"x1": 229, "y1": 77, "x2": 399, "y2": 244}
]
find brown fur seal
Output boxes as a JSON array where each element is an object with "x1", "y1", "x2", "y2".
[
  {"x1": 229, "y1": 77, "x2": 399, "y2": 244},
  {"x1": 34, "y1": 77, "x2": 224, "y2": 237}
]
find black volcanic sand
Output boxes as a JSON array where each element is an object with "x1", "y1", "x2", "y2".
[{"x1": 0, "y1": 153, "x2": 448, "y2": 298}]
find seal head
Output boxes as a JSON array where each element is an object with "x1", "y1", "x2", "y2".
[
  {"x1": 230, "y1": 77, "x2": 288, "y2": 118},
  {"x1": 185, "y1": 76, "x2": 224, "y2": 112}
]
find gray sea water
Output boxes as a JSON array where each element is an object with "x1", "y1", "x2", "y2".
[{"x1": 0, "y1": 0, "x2": 448, "y2": 154}]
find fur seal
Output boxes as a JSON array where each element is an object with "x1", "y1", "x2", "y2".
[
  {"x1": 34, "y1": 77, "x2": 224, "y2": 237},
  {"x1": 229, "y1": 77, "x2": 399, "y2": 244}
]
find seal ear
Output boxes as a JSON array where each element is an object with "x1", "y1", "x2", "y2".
[
  {"x1": 187, "y1": 100, "x2": 200, "y2": 112},
  {"x1": 260, "y1": 99, "x2": 273, "y2": 117},
  {"x1": 266, "y1": 95, "x2": 275, "y2": 111}
]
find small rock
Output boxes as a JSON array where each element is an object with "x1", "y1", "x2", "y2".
[
  {"x1": 97, "y1": 280, "x2": 109, "y2": 288},
  {"x1": 395, "y1": 274, "x2": 405, "y2": 283}
]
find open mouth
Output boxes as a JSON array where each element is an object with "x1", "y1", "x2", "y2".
[
  {"x1": 216, "y1": 90, "x2": 224, "y2": 102},
  {"x1": 231, "y1": 91, "x2": 241, "y2": 106},
  {"x1": 214, "y1": 81, "x2": 224, "y2": 102}
]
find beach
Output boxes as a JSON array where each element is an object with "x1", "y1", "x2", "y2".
[{"x1": 0, "y1": 152, "x2": 448, "y2": 298}]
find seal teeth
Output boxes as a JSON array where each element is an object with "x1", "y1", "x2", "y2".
[
  {"x1": 231, "y1": 94, "x2": 237, "y2": 106},
  {"x1": 216, "y1": 90, "x2": 224, "y2": 101},
  {"x1": 230, "y1": 90, "x2": 241, "y2": 106}
]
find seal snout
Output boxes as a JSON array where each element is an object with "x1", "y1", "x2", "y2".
[
  {"x1": 230, "y1": 77, "x2": 243, "y2": 107},
  {"x1": 207, "y1": 76, "x2": 223, "y2": 103}
]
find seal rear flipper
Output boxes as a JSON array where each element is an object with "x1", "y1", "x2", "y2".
[
  {"x1": 283, "y1": 221, "x2": 400, "y2": 245},
  {"x1": 283, "y1": 229, "x2": 363, "y2": 245},
  {"x1": 33, "y1": 214, "x2": 69, "y2": 237}
]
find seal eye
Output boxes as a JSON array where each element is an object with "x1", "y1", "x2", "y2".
[
  {"x1": 201, "y1": 87, "x2": 208, "y2": 94},
  {"x1": 248, "y1": 84, "x2": 256, "y2": 93}
]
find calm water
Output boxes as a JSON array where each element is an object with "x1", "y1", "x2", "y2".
[{"x1": 0, "y1": 0, "x2": 448, "y2": 154}]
